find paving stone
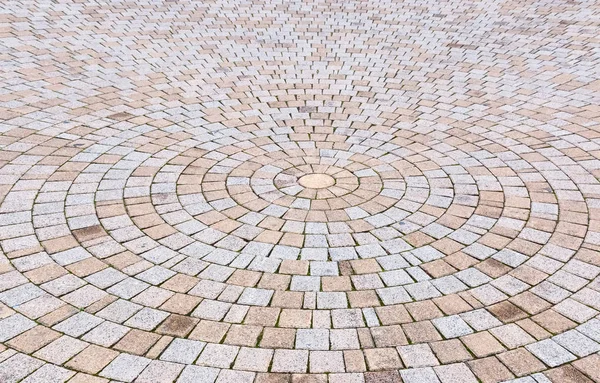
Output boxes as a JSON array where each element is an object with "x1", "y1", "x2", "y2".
[
  {"x1": 6, "y1": 325, "x2": 61, "y2": 353},
  {"x1": 65, "y1": 345, "x2": 118, "y2": 374},
  {"x1": 460, "y1": 309, "x2": 502, "y2": 331},
  {"x1": 317, "y1": 292, "x2": 347, "y2": 309},
  {"x1": 330, "y1": 328, "x2": 360, "y2": 350},
  {"x1": 490, "y1": 324, "x2": 536, "y2": 349},
  {"x1": 233, "y1": 347, "x2": 273, "y2": 372},
  {"x1": 577, "y1": 319, "x2": 600, "y2": 343},
  {"x1": 176, "y1": 366, "x2": 220, "y2": 383},
  {"x1": 329, "y1": 373, "x2": 365, "y2": 383},
  {"x1": 553, "y1": 330, "x2": 600, "y2": 357},
  {"x1": 526, "y1": 339, "x2": 577, "y2": 367},
  {"x1": 124, "y1": 307, "x2": 169, "y2": 331},
  {"x1": 543, "y1": 365, "x2": 594, "y2": 383},
  {"x1": 400, "y1": 367, "x2": 440, "y2": 383},
  {"x1": 434, "y1": 363, "x2": 478, "y2": 383},
  {"x1": 160, "y1": 338, "x2": 206, "y2": 364},
  {"x1": 33, "y1": 336, "x2": 88, "y2": 364},
  {"x1": 364, "y1": 348, "x2": 403, "y2": 370},
  {"x1": 497, "y1": 348, "x2": 546, "y2": 377},
  {"x1": 0, "y1": 353, "x2": 45, "y2": 383},
  {"x1": 196, "y1": 344, "x2": 239, "y2": 369},
  {"x1": 113, "y1": 329, "x2": 160, "y2": 356},
  {"x1": 271, "y1": 350, "x2": 309, "y2": 373},
  {"x1": 432, "y1": 315, "x2": 473, "y2": 338},
  {"x1": 100, "y1": 354, "x2": 151, "y2": 382},
  {"x1": 135, "y1": 360, "x2": 184, "y2": 383},
  {"x1": 20, "y1": 364, "x2": 75, "y2": 383},
  {"x1": 398, "y1": 344, "x2": 439, "y2": 368},
  {"x1": 296, "y1": 329, "x2": 329, "y2": 350},
  {"x1": 52, "y1": 311, "x2": 104, "y2": 337},
  {"x1": 572, "y1": 354, "x2": 600, "y2": 382},
  {"x1": 215, "y1": 370, "x2": 255, "y2": 383},
  {"x1": 309, "y1": 350, "x2": 345, "y2": 373},
  {"x1": 0, "y1": 313, "x2": 36, "y2": 342},
  {"x1": 237, "y1": 288, "x2": 273, "y2": 306},
  {"x1": 82, "y1": 321, "x2": 130, "y2": 347},
  {"x1": 96, "y1": 299, "x2": 142, "y2": 323},
  {"x1": 468, "y1": 356, "x2": 515, "y2": 383}
]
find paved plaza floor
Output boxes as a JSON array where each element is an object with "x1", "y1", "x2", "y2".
[{"x1": 1, "y1": 0, "x2": 600, "y2": 382}]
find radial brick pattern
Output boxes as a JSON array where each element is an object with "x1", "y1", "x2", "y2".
[{"x1": 1, "y1": 0, "x2": 600, "y2": 382}]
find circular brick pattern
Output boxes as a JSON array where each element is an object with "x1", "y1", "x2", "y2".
[{"x1": 1, "y1": 0, "x2": 600, "y2": 382}]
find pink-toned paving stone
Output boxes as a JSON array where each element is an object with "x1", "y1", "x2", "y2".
[{"x1": 1, "y1": 0, "x2": 600, "y2": 382}]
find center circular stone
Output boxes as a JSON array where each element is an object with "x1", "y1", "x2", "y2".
[{"x1": 298, "y1": 173, "x2": 335, "y2": 189}]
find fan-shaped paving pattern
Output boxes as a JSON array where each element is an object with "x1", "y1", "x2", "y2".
[{"x1": 1, "y1": 0, "x2": 600, "y2": 382}]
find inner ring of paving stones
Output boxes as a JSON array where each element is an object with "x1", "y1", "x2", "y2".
[{"x1": 1, "y1": 0, "x2": 600, "y2": 382}]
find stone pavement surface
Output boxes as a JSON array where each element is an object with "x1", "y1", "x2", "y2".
[{"x1": 1, "y1": 0, "x2": 600, "y2": 382}]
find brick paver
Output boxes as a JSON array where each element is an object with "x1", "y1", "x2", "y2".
[{"x1": 1, "y1": 0, "x2": 600, "y2": 382}]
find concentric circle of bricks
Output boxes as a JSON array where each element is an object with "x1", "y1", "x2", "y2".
[{"x1": 1, "y1": 0, "x2": 600, "y2": 382}]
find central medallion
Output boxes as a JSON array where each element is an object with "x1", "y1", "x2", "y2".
[{"x1": 298, "y1": 173, "x2": 335, "y2": 189}]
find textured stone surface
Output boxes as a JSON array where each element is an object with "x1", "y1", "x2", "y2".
[{"x1": 1, "y1": 0, "x2": 600, "y2": 381}]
